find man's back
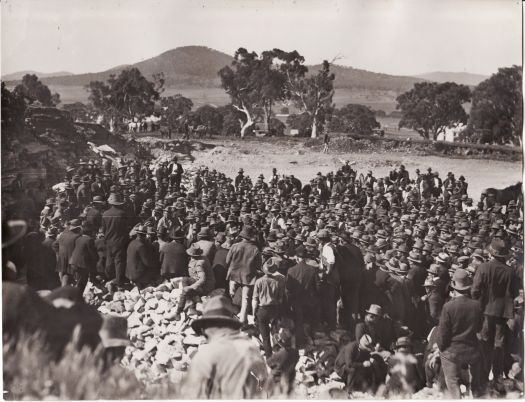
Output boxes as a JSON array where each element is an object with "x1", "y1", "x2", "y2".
[
  {"x1": 472, "y1": 259, "x2": 518, "y2": 319},
  {"x1": 160, "y1": 241, "x2": 188, "y2": 277},
  {"x1": 286, "y1": 261, "x2": 318, "y2": 303},
  {"x1": 226, "y1": 241, "x2": 261, "y2": 285},
  {"x1": 102, "y1": 206, "x2": 128, "y2": 247},
  {"x1": 182, "y1": 331, "x2": 267, "y2": 398},
  {"x1": 437, "y1": 295, "x2": 482, "y2": 363}
]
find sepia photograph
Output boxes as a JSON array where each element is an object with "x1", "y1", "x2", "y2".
[{"x1": 1, "y1": 0, "x2": 523, "y2": 399}]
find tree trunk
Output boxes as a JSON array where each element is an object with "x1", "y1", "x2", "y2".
[
  {"x1": 311, "y1": 115, "x2": 318, "y2": 138},
  {"x1": 240, "y1": 114, "x2": 254, "y2": 138}
]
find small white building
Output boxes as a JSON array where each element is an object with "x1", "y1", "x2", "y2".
[{"x1": 436, "y1": 123, "x2": 466, "y2": 142}]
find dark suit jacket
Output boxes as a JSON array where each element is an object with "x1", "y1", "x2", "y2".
[
  {"x1": 285, "y1": 261, "x2": 318, "y2": 305},
  {"x1": 226, "y1": 240, "x2": 261, "y2": 285},
  {"x1": 437, "y1": 295, "x2": 482, "y2": 364},
  {"x1": 102, "y1": 206, "x2": 130, "y2": 249},
  {"x1": 57, "y1": 229, "x2": 81, "y2": 274},
  {"x1": 126, "y1": 237, "x2": 159, "y2": 282},
  {"x1": 85, "y1": 207, "x2": 103, "y2": 231},
  {"x1": 212, "y1": 246, "x2": 229, "y2": 289},
  {"x1": 472, "y1": 259, "x2": 519, "y2": 319},
  {"x1": 160, "y1": 241, "x2": 189, "y2": 277},
  {"x1": 70, "y1": 235, "x2": 98, "y2": 273}
]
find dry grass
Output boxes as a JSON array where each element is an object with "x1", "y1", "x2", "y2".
[{"x1": 3, "y1": 332, "x2": 180, "y2": 400}]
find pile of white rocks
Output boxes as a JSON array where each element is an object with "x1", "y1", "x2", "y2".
[{"x1": 85, "y1": 279, "x2": 349, "y2": 394}]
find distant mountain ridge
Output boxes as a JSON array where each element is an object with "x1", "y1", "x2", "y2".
[
  {"x1": 1, "y1": 70, "x2": 73, "y2": 81},
  {"x1": 4, "y1": 46, "x2": 426, "y2": 93},
  {"x1": 415, "y1": 71, "x2": 489, "y2": 86}
]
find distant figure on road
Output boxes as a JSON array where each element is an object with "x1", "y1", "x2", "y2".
[{"x1": 323, "y1": 133, "x2": 330, "y2": 153}]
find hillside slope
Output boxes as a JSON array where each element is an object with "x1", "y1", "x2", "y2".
[{"x1": 415, "y1": 71, "x2": 488, "y2": 86}]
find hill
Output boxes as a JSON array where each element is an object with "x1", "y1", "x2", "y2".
[
  {"x1": 1, "y1": 70, "x2": 73, "y2": 81},
  {"x1": 24, "y1": 46, "x2": 233, "y2": 88},
  {"x1": 415, "y1": 71, "x2": 488, "y2": 86},
  {"x1": 313, "y1": 64, "x2": 424, "y2": 93},
  {"x1": 6, "y1": 46, "x2": 424, "y2": 93}
]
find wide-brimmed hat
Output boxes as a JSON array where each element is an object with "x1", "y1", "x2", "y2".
[
  {"x1": 262, "y1": 257, "x2": 280, "y2": 275},
  {"x1": 395, "y1": 336, "x2": 412, "y2": 351},
  {"x1": 271, "y1": 240, "x2": 286, "y2": 254},
  {"x1": 385, "y1": 257, "x2": 400, "y2": 272},
  {"x1": 365, "y1": 304, "x2": 383, "y2": 317},
  {"x1": 197, "y1": 227, "x2": 213, "y2": 239},
  {"x1": 407, "y1": 250, "x2": 423, "y2": 264},
  {"x1": 2, "y1": 220, "x2": 28, "y2": 248},
  {"x1": 316, "y1": 229, "x2": 331, "y2": 240},
  {"x1": 191, "y1": 295, "x2": 242, "y2": 334},
  {"x1": 69, "y1": 219, "x2": 82, "y2": 230},
  {"x1": 107, "y1": 193, "x2": 125, "y2": 206},
  {"x1": 187, "y1": 244, "x2": 204, "y2": 257},
  {"x1": 436, "y1": 252, "x2": 450, "y2": 264},
  {"x1": 239, "y1": 226, "x2": 256, "y2": 241},
  {"x1": 92, "y1": 195, "x2": 105, "y2": 204},
  {"x1": 450, "y1": 268, "x2": 472, "y2": 291},
  {"x1": 487, "y1": 238, "x2": 509, "y2": 258},
  {"x1": 99, "y1": 314, "x2": 130, "y2": 348},
  {"x1": 423, "y1": 278, "x2": 436, "y2": 288}
]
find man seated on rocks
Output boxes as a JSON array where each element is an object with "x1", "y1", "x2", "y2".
[
  {"x1": 384, "y1": 336, "x2": 425, "y2": 396},
  {"x1": 181, "y1": 296, "x2": 268, "y2": 398},
  {"x1": 97, "y1": 314, "x2": 130, "y2": 371},
  {"x1": 174, "y1": 244, "x2": 215, "y2": 320},
  {"x1": 335, "y1": 334, "x2": 385, "y2": 394}
]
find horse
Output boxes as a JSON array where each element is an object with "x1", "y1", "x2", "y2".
[{"x1": 482, "y1": 182, "x2": 523, "y2": 207}]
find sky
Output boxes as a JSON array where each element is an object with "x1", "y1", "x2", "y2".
[{"x1": 1, "y1": 0, "x2": 522, "y2": 77}]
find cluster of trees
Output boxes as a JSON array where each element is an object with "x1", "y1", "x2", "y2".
[
  {"x1": 13, "y1": 74, "x2": 61, "y2": 107},
  {"x1": 86, "y1": 68, "x2": 165, "y2": 129},
  {"x1": 219, "y1": 48, "x2": 335, "y2": 138},
  {"x1": 396, "y1": 65, "x2": 522, "y2": 145}
]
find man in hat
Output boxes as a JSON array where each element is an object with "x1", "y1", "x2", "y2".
[
  {"x1": 471, "y1": 238, "x2": 520, "y2": 386},
  {"x1": 174, "y1": 244, "x2": 215, "y2": 320},
  {"x1": 125, "y1": 225, "x2": 159, "y2": 289},
  {"x1": 252, "y1": 257, "x2": 285, "y2": 357},
  {"x1": 69, "y1": 222, "x2": 98, "y2": 294},
  {"x1": 76, "y1": 175, "x2": 92, "y2": 209},
  {"x1": 182, "y1": 296, "x2": 268, "y2": 398},
  {"x1": 286, "y1": 245, "x2": 320, "y2": 347},
  {"x1": 317, "y1": 228, "x2": 340, "y2": 331},
  {"x1": 97, "y1": 315, "x2": 130, "y2": 371},
  {"x1": 56, "y1": 218, "x2": 82, "y2": 286},
  {"x1": 102, "y1": 193, "x2": 131, "y2": 287},
  {"x1": 335, "y1": 334, "x2": 385, "y2": 393},
  {"x1": 437, "y1": 268, "x2": 483, "y2": 398},
  {"x1": 226, "y1": 225, "x2": 262, "y2": 325},
  {"x1": 212, "y1": 233, "x2": 230, "y2": 290},
  {"x1": 168, "y1": 156, "x2": 184, "y2": 190},
  {"x1": 86, "y1": 196, "x2": 105, "y2": 233},
  {"x1": 385, "y1": 337, "x2": 424, "y2": 396},
  {"x1": 336, "y1": 231, "x2": 364, "y2": 331},
  {"x1": 193, "y1": 227, "x2": 216, "y2": 265},
  {"x1": 160, "y1": 230, "x2": 188, "y2": 279},
  {"x1": 355, "y1": 304, "x2": 395, "y2": 352}
]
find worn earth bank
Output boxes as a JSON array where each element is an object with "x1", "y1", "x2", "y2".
[{"x1": 161, "y1": 137, "x2": 522, "y2": 201}]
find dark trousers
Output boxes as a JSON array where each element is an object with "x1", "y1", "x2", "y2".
[
  {"x1": 441, "y1": 355, "x2": 482, "y2": 398},
  {"x1": 319, "y1": 281, "x2": 339, "y2": 330},
  {"x1": 339, "y1": 283, "x2": 360, "y2": 331},
  {"x1": 175, "y1": 277, "x2": 201, "y2": 313},
  {"x1": 105, "y1": 245, "x2": 126, "y2": 285},
  {"x1": 256, "y1": 305, "x2": 280, "y2": 356},
  {"x1": 290, "y1": 301, "x2": 319, "y2": 347},
  {"x1": 480, "y1": 315, "x2": 506, "y2": 384},
  {"x1": 74, "y1": 269, "x2": 90, "y2": 294}
]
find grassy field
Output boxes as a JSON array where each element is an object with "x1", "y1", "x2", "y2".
[{"x1": 36, "y1": 84, "x2": 399, "y2": 112}]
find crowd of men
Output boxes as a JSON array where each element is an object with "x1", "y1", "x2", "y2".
[{"x1": 2, "y1": 154, "x2": 524, "y2": 398}]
